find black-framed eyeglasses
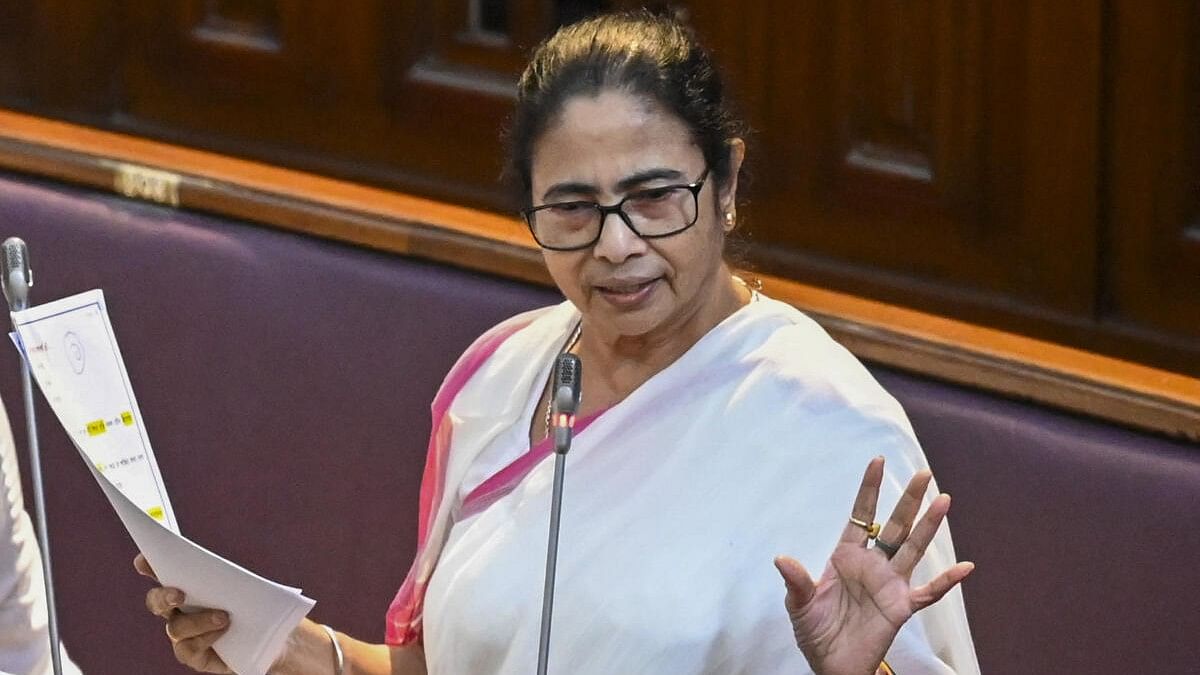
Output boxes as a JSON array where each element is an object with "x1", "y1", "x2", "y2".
[{"x1": 522, "y1": 167, "x2": 710, "y2": 251}]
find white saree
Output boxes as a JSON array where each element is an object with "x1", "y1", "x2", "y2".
[
  {"x1": 399, "y1": 296, "x2": 980, "y2": 675},
  {"x1": 0, "y1": 397, "x2": 82, "y2": 675}
]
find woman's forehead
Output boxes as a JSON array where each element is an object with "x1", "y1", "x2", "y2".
[{"x1": 530, "y1": 91, "x2": 701, "y2": 187}]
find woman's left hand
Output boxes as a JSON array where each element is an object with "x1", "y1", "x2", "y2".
[{"x1": 774, "y1": 457, "x2": 974, "y2": 675}]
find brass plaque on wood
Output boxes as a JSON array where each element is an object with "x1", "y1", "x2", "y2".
[{"x1": 113, "y1": 163, "x2": 182, "y2": 207}]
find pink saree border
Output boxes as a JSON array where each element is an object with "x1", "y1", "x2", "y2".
[
  {"x1": 458, "y1": 408, "x2": 607, "y2": 519},
  {"x1": 384, "y1": 316, "x2": 533, "y2": 646}
]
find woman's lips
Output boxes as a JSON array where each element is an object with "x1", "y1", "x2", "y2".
[{"x1": 595, "y1": 277, "x2": 660, "y2": 308}]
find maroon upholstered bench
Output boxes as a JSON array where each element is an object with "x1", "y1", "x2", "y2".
[
  {"x1": 0, "y1": 171, "x2": 558, "y2": 673},
  {"x1": 1, "y1": 171, "x2": 1198, "y2": 674},
  {"x1": 875, "y1": 368, "x2": 1200, "y2": 674}
]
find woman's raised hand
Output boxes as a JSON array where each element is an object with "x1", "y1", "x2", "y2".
[
  {"x1": 774, "y1": 457, "x2": 973, "y2": 675},
  {"x1": 134, "y1": 553, "x2": 233, "y2": 673}
]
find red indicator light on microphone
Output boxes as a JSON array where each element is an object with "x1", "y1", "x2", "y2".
[{"x1": 555, "y1": 413, "x2": 576, "y2": 429}]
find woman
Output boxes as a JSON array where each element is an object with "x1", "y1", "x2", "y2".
[{"x1": 140, "y1": 11, "x2": 979, "y2": 675}]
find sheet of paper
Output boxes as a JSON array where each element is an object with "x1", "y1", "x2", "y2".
[
  {"x1": 11, "y1": 289, "x2": 176, "y2": 532},
  {"x1": 12, "y1": 290, "x2": 315, "y2": 675},
  {"x1": 77, "y1": 438, "x2": 314, "y2": 674}
]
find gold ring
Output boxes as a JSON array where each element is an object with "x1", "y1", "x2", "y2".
[{"x1": 849, "y1": 516, "x2": 880, "y2": 539}]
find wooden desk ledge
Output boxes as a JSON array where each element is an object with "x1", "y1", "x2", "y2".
[{"x1": 0, "y1": 109, "x2": 1197, "y2": 440}]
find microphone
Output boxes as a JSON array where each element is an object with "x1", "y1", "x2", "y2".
[
  {"x1": 2, "y1": 237, "x2": 32, "y2": 311},
  {"x1": 537, "y1": 352, "x2": 583, "y2": 675},
  {"x1": 550, "y1": 354, "x2": 581, "y2": 454},
  {"x1": 2, "y1": 237, "x2": 64, "y2": 675}
]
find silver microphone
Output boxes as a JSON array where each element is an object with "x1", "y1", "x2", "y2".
[
  {"x1": 1, "y1": 237, "x2": 32, "y2": 311},
  {"x1": 2, "y1": 236, "x2": 63, "y2": 675}
]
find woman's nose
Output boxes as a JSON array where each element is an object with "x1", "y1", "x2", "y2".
[{"x1": 591, "y1": 211, "x2": 646, "y2": 263}]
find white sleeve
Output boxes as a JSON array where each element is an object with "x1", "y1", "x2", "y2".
[{"x1": 0, "y1": 396, "x2": 82, "y2": 675}]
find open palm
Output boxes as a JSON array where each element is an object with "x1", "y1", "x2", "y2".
[{"x1": 775, "y1": 458, "x2": 974, "y2": 675}]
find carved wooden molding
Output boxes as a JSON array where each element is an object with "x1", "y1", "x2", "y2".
[{"x1": 0, "y1": 109, "x2": 1196, "y2": 440}]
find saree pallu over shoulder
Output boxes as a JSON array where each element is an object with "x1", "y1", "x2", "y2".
[{"x1": 385, "y1": 304, "x2": 570, "y2": 645}]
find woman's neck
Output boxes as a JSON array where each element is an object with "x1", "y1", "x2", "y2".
[{"x1": 574, "y1": 272, "x2": 751, "y2": 404}]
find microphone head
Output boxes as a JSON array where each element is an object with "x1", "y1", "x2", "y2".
[
  {"x1": 1, "y1": 237, "x2": 31, "y2": 311},
  {"x1": 552, "y1": 353, "x2": 582, "y2": 416}
]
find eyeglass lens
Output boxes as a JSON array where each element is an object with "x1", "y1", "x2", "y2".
[{"x1": 530, "y1": 186, "x2": 699, "y2": 249}]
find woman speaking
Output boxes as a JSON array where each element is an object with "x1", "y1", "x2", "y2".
[{"x1": 139, "y1": 11, "x2": 979, "y2": 675}]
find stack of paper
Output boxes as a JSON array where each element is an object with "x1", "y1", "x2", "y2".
[{"x1": 11, "y1": 290, "x2": 315, "y2": 675}]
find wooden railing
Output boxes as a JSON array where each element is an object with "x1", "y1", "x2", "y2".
[{"x1": 1, "y1": 109, "x2": 1197, "y2": 440}]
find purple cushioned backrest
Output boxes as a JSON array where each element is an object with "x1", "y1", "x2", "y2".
[
  {"x1": 0, "y1": 172, "x2": 559, "y2": 674},
  {"x1": 3, "y1": 170, "x2": 1199, "y2": 674},
  {"x1": 873, "y1": 367, "x2": 1200, "y2": 675}
]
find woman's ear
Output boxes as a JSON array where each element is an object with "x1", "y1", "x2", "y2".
[{"x1": 719, "y1": 138, "x2": 746, "y2": 232}]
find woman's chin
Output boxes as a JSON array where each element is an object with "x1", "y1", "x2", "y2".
[{"x1": 584, "y1": 300, "x2": 670, "y2": 340}]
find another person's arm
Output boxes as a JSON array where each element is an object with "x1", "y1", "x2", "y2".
[
  {"x1": 136, "y1": 554, "x2": 427, "y2": 675},
  {"x1": 0, "y1": 401, "x2": 83, "y2": 675}
]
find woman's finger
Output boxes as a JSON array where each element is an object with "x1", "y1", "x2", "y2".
[
  {"x1": 173, "y1": 626, "x2": 232, "y2": 673},
  {"x1": 133, "y1": 553, "x2": 158, "y2": 582},
  {"x1": 145, "y1": 586, "x2": 186, "y2": 618},
  {"x1": 874, "y1": 469, "x2": 932, "y2": 558},
  {"x1": 774, "y1": 555, "x2": 817, "y2": 612},
  {"x1": 166, "y1": 610, "x2": 229, "y2": 642},
  {"x1": 840, "y1": 456, "x2": 884, "y2": 545},
  {"x1": 910, "y1": 561, "x2": 975, "y2": 611},
  {"x1": 891, "y1": 493, "x2": 951, "y2": 576}
]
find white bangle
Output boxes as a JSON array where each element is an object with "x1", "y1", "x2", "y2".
[{"x1": 319, "y1": 624, "x2": 345, "y2": 675}]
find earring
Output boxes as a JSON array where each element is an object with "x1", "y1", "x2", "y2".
[{"x1": 724, "y1": 212, "x2": 736, "y2": 230}]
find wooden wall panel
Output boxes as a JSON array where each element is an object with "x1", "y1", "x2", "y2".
[
  {"x1": 375, "y1": 0, "x2": 531, "y2": 207},
  {"x1": 375, "y1": 0, "x2": 604, "y2": 205},
  {"x1": 118, "y1": 1, "x2": 384, "y2": 180},
  {"x1": 750, "y1": 1, "x2": 1101, "y2": 323},
  {"x1": 114, "y1": 1, "x2": 608, "y2": 209},
  {"x1": 0, "y1": 0, "x2": 1196, "y2": 375},
  {"x1": 0, "y1": 2, "x2": 119, "y2": 116},
  {"x1": 1106, "y1": 0, "x2": 1200, "y2": 369},
  {"x1": 0, "y1": 2, "x2": 34, "y2": 104}
]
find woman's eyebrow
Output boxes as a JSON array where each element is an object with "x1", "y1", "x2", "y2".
[
  {"x1": 542, "y1": 181, "x2": 597, "y2": 202},
  {"x1": 615, "y1": 168, "x2": 684, "y2": 191},
  {"x1": 540, "y1": 167, "x2": 685, "y2": 203}
]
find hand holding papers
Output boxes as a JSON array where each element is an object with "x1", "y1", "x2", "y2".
[{"x1": 11, "y1": 290, "x2": 315, "y2": 675}]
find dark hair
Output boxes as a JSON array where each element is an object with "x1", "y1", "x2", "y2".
[{"x1": 506, "y1": 10, "x2": 747, "y2": 205}]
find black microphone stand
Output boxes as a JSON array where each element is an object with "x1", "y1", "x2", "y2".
[
  {"x1": 536, "y1": 447, "x2": 569, "y2": 675},
  {"x1": 3, "y1": 238, "x2": 64, "y2": 675},
  {"x1": 536, "y1": 354, "x2": 581, "y2": 675}
]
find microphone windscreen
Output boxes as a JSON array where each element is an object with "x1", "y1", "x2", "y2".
[
  {"x1": 552, "y1": 353, "x2": 582, "y2": 414},
  {"x1": 1, "y1": 237, "x2": 29, "y2": 309},
  {"x1": 2, "y1": 237, "x2": 26, "y2": 276}
]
